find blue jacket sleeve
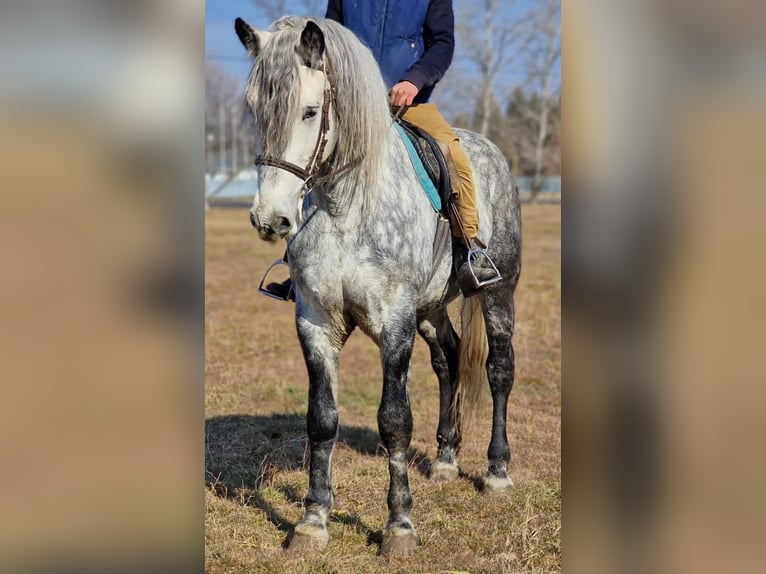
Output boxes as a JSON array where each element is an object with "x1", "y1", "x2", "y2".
[
  {"x1": 401, "y1": 0, "x2": 455, "y2": 90},
  {"x1": 325, "y1": 0, "x2": 343, "y2": 22}
]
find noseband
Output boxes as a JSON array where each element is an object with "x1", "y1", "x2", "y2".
[{"x1": 253, "y1": 61, "x2": 360, "y2": 192}]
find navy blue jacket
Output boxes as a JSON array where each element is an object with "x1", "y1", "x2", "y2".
[{"x1": 326, "y1": 0, "x2": 454, "y2": 103}]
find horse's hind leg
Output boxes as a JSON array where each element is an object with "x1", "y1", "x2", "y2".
[
  {"x1": 378, "y1": 305, "x2": 418, "y2": 557},
  {"x1": 417, "y1": 310, "x2": 461, "y2": 482},
  {"x1": 480, "y1": 289, "x2": 516, "y2": 495},
  {"x1": 288, "y1": 309, "x2": 348, "y2": 552}
]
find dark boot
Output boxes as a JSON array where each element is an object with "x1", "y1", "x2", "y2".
[
  {"x1": 265, "y1": 278, "x2": 295, "y2": 301},
  {"x1": 455, "y1": 238, "x2": 502, "y2": 294}
]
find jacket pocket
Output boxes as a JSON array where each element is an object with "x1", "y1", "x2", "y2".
[{"x1": 401, "y1": 36, "x2": 422, "y2": 63}]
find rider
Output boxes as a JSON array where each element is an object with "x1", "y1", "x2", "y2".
[
  {"x1": 267, "y1": 0, "x2": 500, "y2": 300},
  {"x1": 326, "y1": 0, "x2": 500, "y2": 291}
]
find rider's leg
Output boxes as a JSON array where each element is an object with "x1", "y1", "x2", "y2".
[
  {"x1": 401, "y1": 104, "x2": 479, "y2": 237},
  {"x1": 401, "y1": 104, "x2": 501, "y2": 289}
]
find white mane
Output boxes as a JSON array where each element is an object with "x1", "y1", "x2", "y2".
[{"x1": 245, "y1": 16, "x2": 393, "y2": 213}]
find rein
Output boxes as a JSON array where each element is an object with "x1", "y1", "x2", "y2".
[{"x1": 253, "y1": 60, "x2": 361, "y2": 193}]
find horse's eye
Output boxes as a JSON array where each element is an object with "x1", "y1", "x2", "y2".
[{"x1": 302, "y1": 107, "x2": 318, "y2": 121}]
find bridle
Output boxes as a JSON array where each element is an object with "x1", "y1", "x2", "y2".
[{"x1": 253, "y1": 59, "x2": 361, "y2": 195}]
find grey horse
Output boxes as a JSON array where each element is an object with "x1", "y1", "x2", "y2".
[{"x1": 235, "y1": 15, "x2": 521, "y2": 557}]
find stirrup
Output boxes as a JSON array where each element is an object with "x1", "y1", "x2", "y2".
[
  {"x1": 257, "y1": 259, "x2": 294, "y2": 301},
  {"x1": 467, "y1": 247, "x2": 503, "y2": 288}
]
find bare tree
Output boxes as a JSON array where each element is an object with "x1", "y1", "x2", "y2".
[
  {"x1": 206, "y1": 61, "x2": 240, "y2": 115},
  {"x1": 519, "y1": 0, "x2": 561, "y2": 199},
  {"x1": 506, "y1": 87, "x2": 560, "y2": 183},
  {"x1": 455, "y1": 0, "x2": 523, "y2": 137},
  {"x1": 431, "y1": 67, "x2": 479, "y2": 127},
  {"x1": 205, "y1": 62, "x2": 247, "y2": 175}
]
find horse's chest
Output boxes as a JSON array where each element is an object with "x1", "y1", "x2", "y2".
[
  {"x1": 291, "y1": 231, "x2": 414, "y2": 336},
  {"x1": 344, "y1": 277, "x2": 411, "y2": 341},
  {"x1": 295, "y1": 264, "x2": 343, "y2": 311}
]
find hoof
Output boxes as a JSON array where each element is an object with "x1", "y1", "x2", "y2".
[
  {"x1": 380, "y1": 525, "x2": 418, "y2": 557},
  {"x1": 481, "y1": 473, "x2": 514, "y2": 496},
  {"x1": 287, "y1": 523, "x2": 329, "y2": 553},
  {"x1": 429, "y1": 460, "x2": 459, "y2": 482}
]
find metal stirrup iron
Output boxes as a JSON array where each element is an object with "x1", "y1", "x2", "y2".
[
  {"x1": 450, "y1": 204, "x2": 502, "y2": 288},
  {"x1": 257, "y1": 257, "x2": 294, "y2": 301},
  {"x1": 467, "y1": 241, "x2": 502, "y2": 288}
]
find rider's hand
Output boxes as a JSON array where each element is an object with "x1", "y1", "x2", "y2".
[{"x1": 389, "y1": 81, "x2": 419, "y2": 106}]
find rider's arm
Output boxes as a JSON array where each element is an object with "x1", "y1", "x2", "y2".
[{"x1": 400, "y1": 0, "x2": 455, "y2": 92}]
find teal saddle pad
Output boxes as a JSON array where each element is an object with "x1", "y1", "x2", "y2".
[{"x1": 393, "y1": 123, "x2": 441, "y2": 212}]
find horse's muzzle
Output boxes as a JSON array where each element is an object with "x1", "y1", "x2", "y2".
[{"x1": 251, "y1": 211, "x2": 291, "y2": 241}]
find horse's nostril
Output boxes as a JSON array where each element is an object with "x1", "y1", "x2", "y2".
[
  {"x1": 274, "y1": 216, "x2": 291, "y2": 233},
  {"x1": 250, "y1": 212, "x2": 258, "y2": 229}
]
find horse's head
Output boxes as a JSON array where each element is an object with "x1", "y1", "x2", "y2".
[{"x1": 236, "y1": 17, "x2": 338, "y2": 242}]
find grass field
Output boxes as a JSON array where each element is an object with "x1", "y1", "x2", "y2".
[{"x1": 205, "y1": 203, "x2": 561, "y2": 573}]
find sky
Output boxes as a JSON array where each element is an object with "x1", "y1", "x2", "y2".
[
  {"x1": 205, "y1": 0, "x2": 558, "y2": 108},
  {"x1": 205, "y1": 0, "x2": 259, "y2": 83}
]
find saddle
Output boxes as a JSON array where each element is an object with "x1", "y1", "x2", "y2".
[
  {"x1": 396, "y1": 116, "x2": 503, "y2": 291},
  {"x1": 395, "y1": 118, "x2": 456, "y2": 221}
]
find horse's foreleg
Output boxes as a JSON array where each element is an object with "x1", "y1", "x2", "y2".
[
  {"x1": 378, "y1": 309, "x2": 418, "y2": 557},
  {"x1": 481, "y1": 292, "x2": 516, "y2": 495},
  {"x1": 417, "y1": 311, "x2": 461, "y2": 482},
  {"x1": 289, "y1": 311, "x2": 346, "y2": 552}
]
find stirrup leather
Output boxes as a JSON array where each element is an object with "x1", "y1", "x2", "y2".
[
  {"x1": 467, "y1": 244, "x2": 503, "y2": 288},
  {"x1": 257, "y1": 259, "x2": 294, "y2": 301}
]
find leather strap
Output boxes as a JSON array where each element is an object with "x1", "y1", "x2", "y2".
[
  {"x1": 254, "y1": 58, "x2": 360, "y2": 190},
  {"x1": 449, "y1": 203, "x2": 473, "y2": 249},
  {"x1": 253, "y1": 156, "x2": 309, "y2": 180}
]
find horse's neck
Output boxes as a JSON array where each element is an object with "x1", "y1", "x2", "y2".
[
  {"x1": 293, "y1": 125, "x2": 442, "y2": 294},
  {"x1": 324, "y1": 127, "x2": 432, "y2": 252},
  {"x1": 342, "y1": 126, "x2": 411, "y2": 216}
]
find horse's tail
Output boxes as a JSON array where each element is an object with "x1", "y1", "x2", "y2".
[{"x1": 453, "y1": 295, "x2": 489, "y2": 429}]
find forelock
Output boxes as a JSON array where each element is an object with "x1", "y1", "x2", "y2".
[
  {"x1": 245, "y1": 18, "x2": 304, "y2": 157},
  {"x1": 242, "y1": 17, "x2": 392, "y2": 212}
]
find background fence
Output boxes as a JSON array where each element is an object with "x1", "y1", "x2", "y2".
[{"x1": 205, "y1": 168, "x2": 560, "y2": 207}]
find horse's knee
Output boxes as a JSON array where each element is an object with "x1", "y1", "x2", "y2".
[
  {"x1": 377, "y1": 399, "x2": 413, "y2": 450},
  {"x1": 307, "y1": 403, "x2": 338, "y2": 444}
]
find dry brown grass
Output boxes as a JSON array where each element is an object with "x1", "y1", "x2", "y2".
[{"x1": 205, "y1": 203, "x2": 560, "y2": 573}]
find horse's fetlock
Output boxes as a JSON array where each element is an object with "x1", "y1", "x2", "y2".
[
  {"x1": 488, "y1": 442, "x2": 511, "y2": 466},
  {"x1": 437, "y1": 427, "x2": 460, "y2": 447}
]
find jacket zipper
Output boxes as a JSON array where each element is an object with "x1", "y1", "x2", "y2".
[{"x1": 377, "y1": 0, "x2": 389, "y2": 62}]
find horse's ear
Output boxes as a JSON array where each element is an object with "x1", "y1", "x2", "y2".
[
  {"x1": 235, "y1": 17, "x2": 270, "y2": 58},
  {"x1": 296, "y1": 21, "x2": 325, "y2": 69}
]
